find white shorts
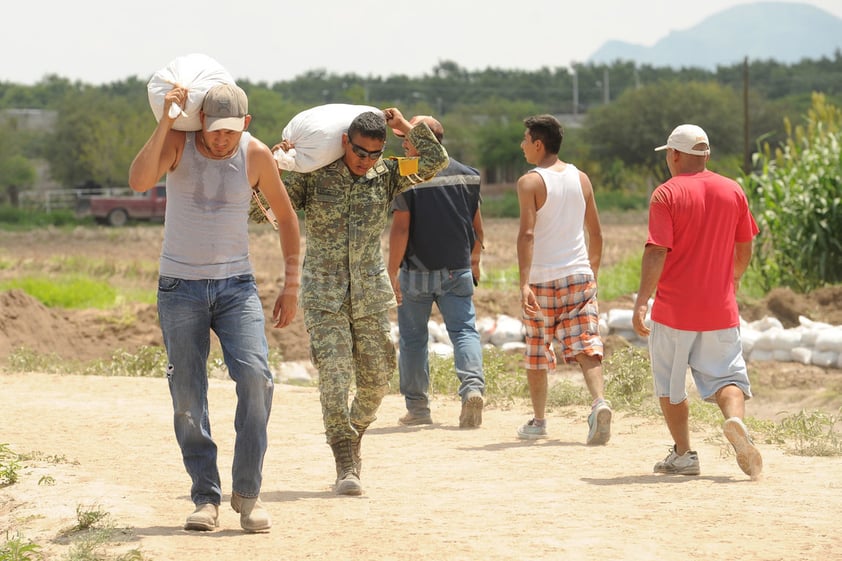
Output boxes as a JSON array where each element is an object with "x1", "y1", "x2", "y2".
[{"x1": 649, "y1": 322, "x2": 752, "y2": 405}]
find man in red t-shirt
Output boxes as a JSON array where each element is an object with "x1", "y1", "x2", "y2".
[{"x1": 633, "y1": 124, "x2": 763, "y2": 479}]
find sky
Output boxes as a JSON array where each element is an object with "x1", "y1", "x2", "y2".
[{"x1": 3, "y1": 0, "x2": 842, "y2": 86}]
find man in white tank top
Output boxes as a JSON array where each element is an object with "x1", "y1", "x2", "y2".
[
  {"x1": 515, "y1": 114, "x2": 613, "y2": 445},
  {"x1": 129, "y1": 83, "x2": 301, "y2": 533}
]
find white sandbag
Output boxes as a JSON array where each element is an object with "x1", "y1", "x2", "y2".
[
  {"x1": 740, "y1": 327, "x2": 760, "y2": 356},
  {"x1": 772, "y1": 349, "x2": 793, "y2": 362},
  {"x1": 275, "y1": 104, "x2": 382, "y2": 173},
  {"x1": 500, "y1": 341, "x2": 527, "y2": 353},
  {"x1": 790, "y1": 347, "x2": 812, "y2": 365},
  {"x1": 749, "y1": 316, "x2": 784, "y2": 332},
  {"x1": 147, "y1": 53, "x2": 235, "y2": 131},
  {"x1": 772, "y1": 328, "x2": 804, "y2": 351},
  {"x1": 430, "y1": 321, "x2": 452, "y2": 346},
  {"x1": 430, "y1": 342, "x2": 454, "y2": 358},
  {"x1": 613, "y1": 329, "x2": 639, "y2": 343},
  {"x1": 476, "y1": 316, "x2": 496, "y2": 345},
  {"x1": 606, "y1": 308, "x2": 634, "y2": 330},
  {"x1": 814, "y1": 328, "x2": 842, "y2": 353},
  {"x1": 752, "y1": 327, "x2": 780, "y2": 351},
  {"x1": 811, "y1": 350, "x2": 838, "y2": 367},
  {"x1": 749, "y1": 349, "x2": 775, "y2": 362},
  {"x1": 490, "y1": 315, "x2": 524, "y2": 346},
  {"x1": 798, "y1": 315, "x2": 834, "y2": 330}
]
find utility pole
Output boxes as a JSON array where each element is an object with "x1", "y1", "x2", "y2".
[
  {"x1": 572, "y1": 69, "x2": 579, "y2": 115},
  {"x1": 743, "y1": 56, "x2": 751, "y2": 174},
  {"x1": 603, "y1": 67, "x2": 610, "y2": 104}
]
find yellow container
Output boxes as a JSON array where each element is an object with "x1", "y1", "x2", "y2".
[{"x1": 395, "y1": 157, "x2": 419, "y2": 176}]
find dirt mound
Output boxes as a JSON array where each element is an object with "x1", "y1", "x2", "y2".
[
  {"x1": 740, "y1": 286, "x2": 842, "y2": 327},
  {"x1": 0, "y1": 289, "x2": 163, "y2": 363}
]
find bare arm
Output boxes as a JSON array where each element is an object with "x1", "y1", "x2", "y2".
[
  {"x1": 580, "y1": 171, "x2": 603, "y2": 279},
  {"x1": 388, "y1": 209, "x2": 411, "y2": 304},
  {"x1": 128, "y1": 86, "x2": 186, "y2": 192},
  {"x1": 733, "y1": 240, "x2": 752, "y2": 292},
  {"x1": 248, "y1": 138, "x2": 301, "y2": 329},
  {"x1": 632, "y1": 244, "x2": 668, "y2": 337},
  {"x1": 517, "y1": 172, "x2": 542, "y2": 317},
  {"x1": 471, "y1": 207, "x2": 484, "y2": 285}
]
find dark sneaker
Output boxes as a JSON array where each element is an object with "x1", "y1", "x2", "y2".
[
  {"x1": 654, "y1": 445, "x2": 700, "y2": 475},
  {"x1": 398, "y1": 411, "x2": 433, "y2": 426},
  {"x1": 459, "y1": 391, "x2": 484, "y2": 428},
  {"x1": 184, "y1": 503, "x2": 219, "y2": 531},
  {"x1": 586, "y1": 400, "x2": 613, "y2": 445},
  {"x1": 516, "y1": 418, "x2": 548, "y2": 440},
  {"x1": 723, "y1": 417, "x2": 763, "y2": 479}
]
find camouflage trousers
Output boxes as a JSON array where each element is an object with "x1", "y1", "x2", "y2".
[{"x1": 304, "y1": 303, "x2": 395, "y2": 444}]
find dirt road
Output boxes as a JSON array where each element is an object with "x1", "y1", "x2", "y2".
[{"x1": 1, "y1": 371, "x2": 840, "y2": 560}]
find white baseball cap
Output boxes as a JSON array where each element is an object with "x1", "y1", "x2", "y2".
[{"x1": 655, "y1": 124, "x2": 710, "y2": 156}]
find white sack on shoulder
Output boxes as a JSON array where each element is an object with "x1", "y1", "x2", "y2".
[
  {"x1": 147, "y1": 53, "x2": 235, "y2": 132},
  {"x1": 276, "y1": 104, "x2": 381, "y2": 173}
]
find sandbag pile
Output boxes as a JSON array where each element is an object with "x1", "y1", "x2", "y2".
[
  {"x1": 741, "y1": 316, "x2": 842, "y2": 368},
  {"x1": 390, "y1": 309, "x2": 842, "y2": 368}
]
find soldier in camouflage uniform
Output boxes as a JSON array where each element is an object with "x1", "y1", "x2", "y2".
[{"x1": 282, "y1": 108, "x2": 448, "y2": 495}]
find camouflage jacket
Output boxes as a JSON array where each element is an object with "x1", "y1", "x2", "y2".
[{"x1": 284, "y1": 123, "x2": 448, "y2": 318}]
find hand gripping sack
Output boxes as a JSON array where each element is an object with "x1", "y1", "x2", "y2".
[
  {"x1": 147, "y1": 53, "x2": 235, "y2": 131},
  {"x1": 275, "y1": 104, "x2": 381, "y2": 173}
]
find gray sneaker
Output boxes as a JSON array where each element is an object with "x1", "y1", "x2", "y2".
[
  {"x1": 654, "y1": 445, "x2": 700, "y2": 475},
  {"x1": 459, "y1": 391, "x2": 484, "y2": 429},
  {"x1": 586, "y1": 400, "x2": 612, "y2": 445},
  {"x1": 516, "y1": 418, "x2": 547, "y2": 440},
  {"x1": 723, "y1": 417, "x2": 763, "y2": 479}
]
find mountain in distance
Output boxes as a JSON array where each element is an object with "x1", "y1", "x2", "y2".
[{"x1": 588, "y1": 2, "x2": 842, "y2": 69}]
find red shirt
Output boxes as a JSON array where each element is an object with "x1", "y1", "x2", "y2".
[{"x1": 647, "y1": 169, "x2": 759, "y2": 331}]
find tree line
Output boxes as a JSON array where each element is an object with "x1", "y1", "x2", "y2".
[{"x1": 1, "y1": 54, "x2": 841, "y2": 197}]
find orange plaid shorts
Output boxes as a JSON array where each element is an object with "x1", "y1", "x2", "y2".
[{"x1": 522, "y1": 274, "x2": 603, "y2": 370}]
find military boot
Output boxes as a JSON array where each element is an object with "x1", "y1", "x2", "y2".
[
  {"x1": 330, "y1": 439, "x2": 362, "y2": 496},
  {"x1": 351, "y1": 425, "x2": 366, "y2": 476}
]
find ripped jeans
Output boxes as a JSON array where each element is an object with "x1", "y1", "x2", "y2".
[{"x1": 157, "y1": 274, "x2": 274, "y2": 506}]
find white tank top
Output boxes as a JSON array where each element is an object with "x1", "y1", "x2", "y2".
[
  {"x1": 160, "y1": 132, "x2": 254, "y2": 280},
  {"x1": 529, "y1": 164, "x2": 592, "y2": 283}
]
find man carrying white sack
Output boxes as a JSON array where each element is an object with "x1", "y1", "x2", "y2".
[
  {"x1": 129, "y1": 83, "x2": 301, "y2": 532},
  {"x1": 632, "y1": 123, "x2": 763, "y2": 479},
  {"x1": 280, "y1": 108, "x2": 448, "y2": 496}
]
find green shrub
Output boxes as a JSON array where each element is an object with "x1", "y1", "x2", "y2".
[{"x1": 0, "y1": 532, "x2": 43, "y2": 561}]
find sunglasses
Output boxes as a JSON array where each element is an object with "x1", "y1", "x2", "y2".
[{"x1": 349, "y1": 139, "x2": 385, "y2": 160}]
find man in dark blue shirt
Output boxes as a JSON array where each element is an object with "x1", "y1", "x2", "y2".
[{"x1": 387, "y1": 115, "x2": 486, "y2": 429}]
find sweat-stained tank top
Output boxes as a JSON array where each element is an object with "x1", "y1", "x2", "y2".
[{"x1": 160, "y1": 132, "x2": 254, "y2": 280}]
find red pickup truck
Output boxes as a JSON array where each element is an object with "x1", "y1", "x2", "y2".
[{"x1": 89, "y1": 184, "x2": 167, "y2": 226}]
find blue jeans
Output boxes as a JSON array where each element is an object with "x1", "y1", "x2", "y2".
[
  {"x1": 157, "y1": 274, "x2": 273, "y2": 506},
  {"x1": 398, "y1": 267, "x2": 484, "y2": 415}
]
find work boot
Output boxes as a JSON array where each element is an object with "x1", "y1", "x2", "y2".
[
  {"x1": 230, "y1": 492, "x2": 272, "y2": 532},
  {"x1": 330, "y1": 439, "x2": 362, "y2": 496},
  {"x1": 459, "y1": 390, "x2": 484, "y2": 428},
  {"x1": 184, "y1": 503, "x2": 219, "y2": 531}
]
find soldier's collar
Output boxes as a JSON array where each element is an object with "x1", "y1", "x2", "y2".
[{"x1": 365, "y1": 159, "x2": 389, "y2": 179}]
